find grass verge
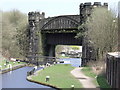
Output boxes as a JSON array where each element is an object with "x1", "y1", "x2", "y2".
[
  {"x1": 1, "y1": 60, "x2": 25, "y2": 70},
  {"x1": 81, "y1": 66, "x2": 111, "y2": 88},
  {"x1": 58, "y1": 55, "x2": 70, "y2": 59},
  {"x1": 31, "y1": 64, "x2": 83, "y2": 88}
]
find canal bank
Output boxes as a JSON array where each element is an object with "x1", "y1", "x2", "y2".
[
  {"x1": 29, "y1": 64, "x2": 82, "y2": 88},
  {"x1": 27, "y1": 76, "x2": 59, "y2": 89},
  {"x1": 0, "y1": 64, "x2": 26, "y2": 74}
]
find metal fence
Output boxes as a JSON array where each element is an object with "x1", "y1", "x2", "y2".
[{"x1": 106, "y1": 52, "x2": 120, "y2": 88}]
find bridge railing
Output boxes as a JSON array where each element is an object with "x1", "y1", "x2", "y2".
[
  {"x1": 26, "y1": 55, "x2": 59, "y2": 65},
  {"x1": 106, "y1": 52, "x2": 120, "y2": 88}
]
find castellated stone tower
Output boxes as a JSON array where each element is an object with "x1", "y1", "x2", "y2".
[
  {"x1": 27, "y1": 12, "x2": 45, "y2": 64},
  {"x1": 79, "y1": 2, "x2": 108, "y2": 24},
  {"x1": 80, "y1": 2, "x2": 108, "y2": 66}
]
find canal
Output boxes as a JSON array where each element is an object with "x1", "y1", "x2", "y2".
[
  {"x1": 1, "y1": 67, "x2": 53, "y2": 89},
  {"x1": 1, "y1": 58, "x2": 81, "y2": 88},
  {"x1": 59, "y1": 58, "x2": 82, "y2": 67}
]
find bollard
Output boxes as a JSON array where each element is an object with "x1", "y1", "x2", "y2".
[
  {"x1": 4, "y1": 64, "x2": 6, "y2": 67},
  {"x1": 46, "y1": 63, "x2": 49, "y2": 67},
  {"x1": 18, "y1": 61, "x2": 20, "y2": 63},
  {"x1": 8, "y1": 64, "x2": 12, "y2": 70},
  {"x1": 71, "y1": 85, "x2": 74, "y2": 89},
  {"x1": 45, "y1": 76, "x2": 50, "y2": 82}
]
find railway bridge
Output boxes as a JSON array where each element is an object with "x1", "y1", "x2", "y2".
[{"x1": 27, "y1": 2, "x2": 108, "y2": 65}]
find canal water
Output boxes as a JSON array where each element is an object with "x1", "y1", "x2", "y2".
[
  {"x1": 59, "y1": 58, "x2": 82, "y2": 67},
  {"x1": 1, "y1": 66, "x2": 53, "y2": 89}
]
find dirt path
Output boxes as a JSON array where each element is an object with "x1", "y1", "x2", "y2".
[{"x1": 71, "y1": 67, "x2": 98, "y2": 88}]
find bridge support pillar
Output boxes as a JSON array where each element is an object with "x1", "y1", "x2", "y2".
[
  {"x1": 43, "y1": 44, "x2": 56, "y2": 57},
  {"x1": 82, "y1": 45, "x2": 87, "y2": 66},
  {"x1": 82, "y1": 36, "x2": 96, "y2": 66},
  {"x1": 82, "y1": 44, "x2": 96, "y2": 66},
  {"x1": 49, "y1": 45, "x2": 56, "y2": 57}
]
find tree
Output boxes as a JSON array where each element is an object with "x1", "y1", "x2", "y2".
[
  {"x1": 2, "y1": 10, "x2": 28, "y2": 59},
  {"x1": 70, "y1": 46, "x2": 80, "y2": 51},
  {"x1": 77, "y1": 7, "x2": 118, "y2": 60}
]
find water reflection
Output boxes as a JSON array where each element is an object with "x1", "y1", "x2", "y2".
[{"x1": 59, "y1": 58, "x2": 81, "y2": 67}]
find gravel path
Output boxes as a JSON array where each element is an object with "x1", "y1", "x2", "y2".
[{"x1": 71, "y1": 67, "x2": 98, "y2": 88}]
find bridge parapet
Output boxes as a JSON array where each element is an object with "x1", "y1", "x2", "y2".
[
  {"x1": 80, "y1": 2, "x2": 108, "y2": 8},
  {"x1": 40, "y1": 15, "x2": 80, "y2": 32}
]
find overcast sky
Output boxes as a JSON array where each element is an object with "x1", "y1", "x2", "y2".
[{"x1": 0, "y1": 0, "x2": 119, "y2": 17}]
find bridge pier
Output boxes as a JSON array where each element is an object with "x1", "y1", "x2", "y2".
[
  {"x1": 82, "y1": 37, "x2": 96, "y2": 66},
  {"x1": 43, "y1": 44, "x2": 56, "y2": 57},
  {"x1": 49, "y1": 45, "x2": 56, "y2": 57}
]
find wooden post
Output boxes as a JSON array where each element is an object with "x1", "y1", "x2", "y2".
[{"x1": 117, "y1": 58, "x2": 120, "y2": 88}]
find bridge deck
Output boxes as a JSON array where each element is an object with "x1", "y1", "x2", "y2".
[{"x1": 40, "y1": 15, "x2": 80, "y2": 32}]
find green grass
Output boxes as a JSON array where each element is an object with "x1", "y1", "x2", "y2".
[
  {"x1": 97, "y1": 74, "x2": 111, "y2": 88},
  {"x1": 81, "y1": 67, "x2": 96, "y2": 78},
  {"x1": 32, "y1": 64, "x2": 83, "y2": 88},
  {"x1": 58, "y1": 55, "x2": 70, "y2": 59},
  {"x1": 81, "y1": 66, "x2": 111, "y2": 88},
  {"x1": 0, "y1": 60, "x2": 25, "y2": 70}
]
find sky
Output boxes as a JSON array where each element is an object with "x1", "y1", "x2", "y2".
[{"x1": 0, "y1": 0, "x2": 119, "y2": 17}]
